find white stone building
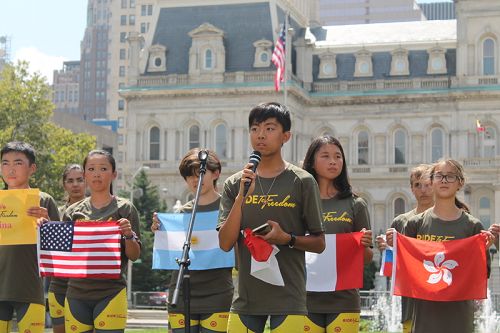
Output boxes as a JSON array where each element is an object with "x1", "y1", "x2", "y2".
[{"x1": 119, "y1": 0, "x2": 500, "y2": 290}]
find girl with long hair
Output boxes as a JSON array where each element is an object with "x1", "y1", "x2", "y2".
[{"x1": 302, "y1": 135, "x2": 373, "y2": 333}]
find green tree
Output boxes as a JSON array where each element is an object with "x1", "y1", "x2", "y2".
[
  {"x1": 123, "y1": 170, "x2": 170, "y2": 292},
  {"x1": 0, "y1": 62, "x2": 95, "y2": 199},
  {"x1": 362, "y1": 260, "x2": 377, "y2": 290}
]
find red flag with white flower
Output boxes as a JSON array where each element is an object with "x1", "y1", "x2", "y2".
[{"x1": 392, "y1": 232, "x2": 487, "y2": 301}]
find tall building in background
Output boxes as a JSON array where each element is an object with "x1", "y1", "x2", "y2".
[
  {"x1": 79, "y1": 0, "x2": 110, "y2": 121},
  {"x1": 107, "y1": 0, "x2": 157, "y2": 158},
  {"x1": 319, "y1": 0, "x2": 423, "y2": 25},
  {"x1": 52, "y1": 61, "x2": 81, "y2": 115}
]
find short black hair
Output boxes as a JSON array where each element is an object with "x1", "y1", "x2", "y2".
[
  {"x1": 0, "y1": 141, "x2": 36, "y2": 165},
  {"x1": 248, "y1": 102, "x2": 291, "y2": 132}
]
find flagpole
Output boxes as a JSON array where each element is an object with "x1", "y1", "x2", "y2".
[{"x1": 284, "y1": 13, "x2": 290, "y2": 107}]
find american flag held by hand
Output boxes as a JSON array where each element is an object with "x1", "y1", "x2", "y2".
[{"x1": 38, "y1": 221, "x2": 122, "y2": 279}]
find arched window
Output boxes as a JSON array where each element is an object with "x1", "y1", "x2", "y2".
[
  {"x1": 394, "y1": 129, "x2": 406, "y2": 164},
  {"x1": 189, "y1": 125, "x2": 200, "y2": 149},
  {"x1": 478, "y1": 197, "x2": 491, "y2": 228},
  {"x1": 483, "y1": 126, "x2": 497, "y2": 158},
  {"x1": 358, "y1": 131, "x2": 369, "y2": 165},
  {"x1": 431, "y1": 128, "x2": 444, "y2": 162},
  {"x1": 215, "y1": 123, "x2": 227, "y2": 158},
  {"x1": 204, "y1": 49, "x2": 213, "y2": 69},
  {"x1": 149, "y1": 126, "x2": 160, "y2": 160},
  {"x1": 483, "y1": 38, "x2": 495, "y2": 75},
  {"x1": 394, "y1": 197, "x2": 405, "y2": 217}
]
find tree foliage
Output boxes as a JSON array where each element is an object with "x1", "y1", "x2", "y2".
[
  {"x1": 0, "y1": 62, "x2": 95, "y2": 200},
  {"x1": 123, "y1": 170, "x2": 170, "y2": 292}
]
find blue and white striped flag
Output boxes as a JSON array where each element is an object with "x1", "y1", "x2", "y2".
[{"x1": 152, "y1": 211, "x2": 235, "y2": 270}]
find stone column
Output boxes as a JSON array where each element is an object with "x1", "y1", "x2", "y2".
[{"x1": 126, "y1": 32, "x2": 144, "y2": 86}]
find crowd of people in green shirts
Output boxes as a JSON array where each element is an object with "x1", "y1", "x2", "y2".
[{"x1": 1, "y1": 102, "x2": 499, "y2": 333}]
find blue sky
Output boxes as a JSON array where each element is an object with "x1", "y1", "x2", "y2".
[
  {"x1": 0, "y1": 0, "x2": 87, "y2": 83},
  {"x1": 0, "y1": 0, "x2": 451, "y2": 83}
]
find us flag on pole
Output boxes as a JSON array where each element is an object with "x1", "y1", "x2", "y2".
[
  {"x1": 38, "y1": 221, "x2": 121, "y2": 279},
  {"x1": 271, "y1": 23, "x2": 286, "y2": 91}
]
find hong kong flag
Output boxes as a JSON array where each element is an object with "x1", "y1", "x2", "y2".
[{"x1": 392, "y1": 232, "x2": 487, "y2": 301}]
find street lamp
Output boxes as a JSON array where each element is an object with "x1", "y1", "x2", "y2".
[{"x1": 127, "y1": 165, "x2": 150, "y2": 305}]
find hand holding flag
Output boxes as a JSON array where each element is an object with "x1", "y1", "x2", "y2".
[
  {"x1": 392, "y1": 232, "x2": 487, "y2": 301},
  {"x1": 243, "y1": 228, "x2": 284, "y2": 286},
  {"x1": 152, "y1": 211, "x2": 234, "y2": 270},
  {"x1": 306, "y1": 232, "x2": 364, "y2": 292},
  {"x1": 38, "y1": 221, "x2": 122, "y2": 279}
]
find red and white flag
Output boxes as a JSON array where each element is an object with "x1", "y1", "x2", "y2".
[
  {"x1": 38, "y1": 221, "x2": 122, "y2": 279},
  {"x1": 392, "y1": 232, "x2": 487, "y2": 301},
  {"x1": 476, "y1": 119, "x2": 486, "y2": 132},
  {"x1": 306, "y1": 232, "x2": 364, "y2": 292},
  {"x1": 271, "y1": 23, "x2": 286, "y2": 91},
  {"x1": 243, "y1": 228, "x2": 284, "y2": 286}
]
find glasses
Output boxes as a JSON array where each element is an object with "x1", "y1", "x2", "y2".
[
  {"x1": 65, "y1": 178, "x2": 85, "y2": 184},
  {"x1": 432, "y1": 173, "x2": 459, "y2": 183}
]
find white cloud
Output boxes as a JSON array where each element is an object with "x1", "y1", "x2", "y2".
[{"x1": 14, "y1": 47, "x2": 67, "y2": 85}]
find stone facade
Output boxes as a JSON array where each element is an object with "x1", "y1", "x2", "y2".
[{"x1": 119, "y1": 0, "x2": 500, "y2": 290}]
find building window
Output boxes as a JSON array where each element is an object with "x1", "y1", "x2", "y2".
[
  {"x1": 204, "y1": 49, "x2": 213, "y2": 69},
  {"x1": 121, "y1": 0, "x2": 127, "y2": 8},
  {"x1": 120, "y1": 15, "x2": 127, "y2": 26},
  {"x1": 119, "y1": 66, "x2": 125, "y2": 77},
  {"x1": 479, "y1": 197, "x2": 491, "y2": 228},
  {"x1": 215, "y1": 124, "x2": 227, "y2": 158},
  {"x1": 357, "y1": 131, "x2": 369, "y2": 165},
  {"x1": 394, "y1": 129, "x2": 406, "y2": 164},
  {"x1": 483, "y1": 38, "x2": 495, "y2": 75},
  {"x1": 118, "y1": 99, "x2": 125, "y2": 110},
  {"x1": 129, "y1": 0, "x2": 136, "y2": 8},
  {"x1": 120, "y1": 49, "x2": 126, "y2": 60},
  {"x1": 141, "y1": 4, "x2": 153, "y2": 16},
  {"x1": 140, "y1": 22, "x2": 150, "y2": 34},
  {"x1": 483, "y1": 126, "x2": 497, "y2": 158},
  {"x1": 129, "y1": 15, "x2": 135, "y2": 26},
  {"x1": 394, "y1": 197, "x2": 406, "y2": 217},
  {"x1": 118, "y1": 134, "x2": 124, "y2": 145},
  {"x1": 150, "y1": 126, "x2": 160, "y2": 160},
  {"x1": 120, "y1": 32, "x2": 127, "y2": 43},
  {"x1": 189, "y1": 125, "x2": 200, "y2": 149},
  {"x1": 118, "y1": 117, "x2": 124, "y2": 128},
  {"x1": 431, "y1": 128, "x2": 444, "y2": 162}
]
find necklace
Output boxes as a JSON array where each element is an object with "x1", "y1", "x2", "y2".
[{"x1": 257, "y1": 172, "x2": 278, "y2": 205}]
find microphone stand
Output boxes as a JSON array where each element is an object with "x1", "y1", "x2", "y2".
[{"x1": 170, "y1": 150, "x2": 209, "y2": 333}]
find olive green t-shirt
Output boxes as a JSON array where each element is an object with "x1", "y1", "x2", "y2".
[
  {"x1": 390, "y1": 209, "x2": 417, "y2": 323},
  {"x1": 307, "y1": 196, "x2": 371, "y2": 314},
  {"x1": 403, "y1": 209, "x2": 489, "y2": 333},
  {"x1": 62, "y1": 196, "x2": 141, "y2": 301},
  {"x1": 218, "y1": 163, "x2": 324, "y2": 315},
  {"x1": 0, "y1": 191, "x2": 59, "y2": 305},
  {"x1": 168, "y1": 198, "x2": 234, "y2": 314}
]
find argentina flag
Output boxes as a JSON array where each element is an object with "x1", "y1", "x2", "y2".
[{"x1": 152, "y1": 211, "x2": 234, "y2": 270}]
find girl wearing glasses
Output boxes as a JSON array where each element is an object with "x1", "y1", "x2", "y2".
[{"x1": 388, "y1": 158, "x2": 492, "y2": 333}]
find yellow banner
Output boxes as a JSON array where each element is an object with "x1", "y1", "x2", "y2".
[{"x1": 0, "y1": 189, "x2": 40, "y2": 245}]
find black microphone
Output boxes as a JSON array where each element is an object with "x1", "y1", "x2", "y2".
[{"x1": 243, "y1": 151, "x2": 261, "y2": 196}]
